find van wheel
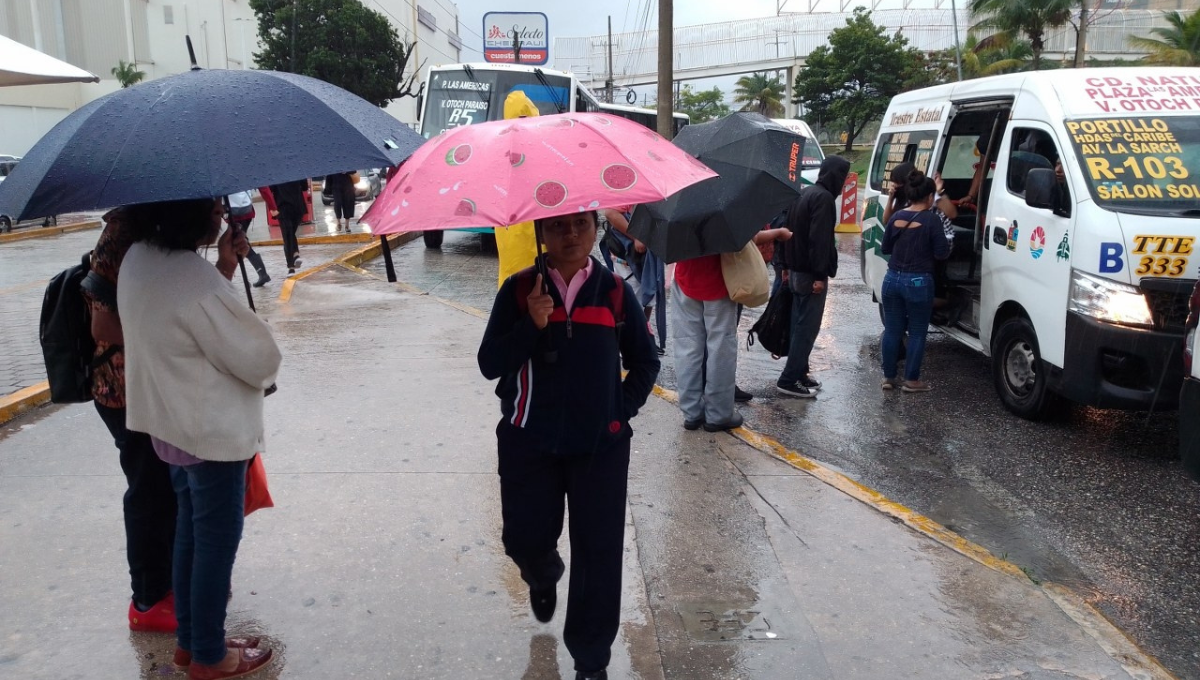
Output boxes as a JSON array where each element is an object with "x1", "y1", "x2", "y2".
[
  {"x1": 991, "y1": 316, "x2": 1060, "y2": 420},
  {"x1": 423, "y1": 230, "x2": 444, "y2": 248}
]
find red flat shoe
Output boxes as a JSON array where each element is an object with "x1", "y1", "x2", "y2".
[
  {"x1": 188, "y1": 646, "x2": 273, "y2": 680},
  {"x1": 128, "y1": 593, "x2": 176, "y2": 633},
  {"x1": 173, "y1": 637, "x2": 262, "y2": 668}
]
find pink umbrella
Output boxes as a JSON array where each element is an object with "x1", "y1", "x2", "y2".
[{"x1": 361, "y1": 113, "x2": 717, "y2": 235}]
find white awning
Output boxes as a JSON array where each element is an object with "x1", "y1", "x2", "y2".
[{"x1": 0, "y1": 35, "x2": 99, "y2": 87}]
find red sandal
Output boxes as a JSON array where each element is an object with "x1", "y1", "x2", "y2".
[
  {"x1": 186, "y1": 646, "x2": 272, "y2": 680},
  {"x1": 173, "y1": 637, "x2": 262, "y2": 668}
]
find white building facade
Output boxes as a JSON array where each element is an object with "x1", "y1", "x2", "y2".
[{"x1": 0, "y1": 0, "x2": 460, "y2": 155}]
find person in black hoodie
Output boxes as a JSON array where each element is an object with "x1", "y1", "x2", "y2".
[
  {"x1": 776, "y1": 155, "x2": 850, "y2": 397},
  {"x1": 262, "y1": 179, "x2": 308, "y2": 273},
  {"x1": 478, "y1": 209, "x2": 660, "y2": 680}
]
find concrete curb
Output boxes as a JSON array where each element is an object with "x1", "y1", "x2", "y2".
[
  {"x1": 0, "y1": 381, "x2": 51, "y2": 426},
  {"x1": 277, "y1": 232, "x2": 418, "y2": 303},
  {"x1": 0, "y1": 220, "x2": 102, "y2": 244},
  {"x1": 340, "y1": 239, "x2": 1177, "y2": 680}
]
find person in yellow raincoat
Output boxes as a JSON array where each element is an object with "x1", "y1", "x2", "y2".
[{"x1": 494, "y1": 91, "x2": 542, "y2": 288}]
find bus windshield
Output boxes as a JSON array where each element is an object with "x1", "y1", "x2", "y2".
[
  {"x1": 422, "y1": 68, "x2": 572, "y2": 137},
  {"x1": 1065, "y1": 115, "x2": 1200, "y2": 216}
]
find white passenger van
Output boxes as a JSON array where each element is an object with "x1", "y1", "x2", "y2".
[
  {"x1": 862, "y1": 68, "x2": 1200, "y2": 419},
  {"x1": 772, "y1": 118, "x2": 825, "y2": 184}
]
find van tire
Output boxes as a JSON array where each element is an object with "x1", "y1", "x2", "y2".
[
  {"x1": 991, "y1": 316, "x2": 1060, "y2": 420},
  {"x1": 423, "y1": 230, "x2": 444, "y2": 248}
]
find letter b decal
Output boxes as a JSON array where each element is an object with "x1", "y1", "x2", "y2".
[{"x1": 1099, "y1": 242, "x2": 1124, "y2": 273}]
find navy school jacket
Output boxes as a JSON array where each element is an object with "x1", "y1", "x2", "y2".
[{"x1": 478, "y1": 258, "x2": 661, "y2": 455}]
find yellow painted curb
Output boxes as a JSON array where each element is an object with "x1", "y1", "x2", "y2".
[
  {"x1": 0, "y1": 220, "x2": 102, "y2": 244},
  {"x1": 250, "y1": 233, "x2": 375, "y2": 248},
  {"x1": 276, "y1": 232, "x2": 418, "y2": 303},
  {"x1": 0, "y1": 381, "x2": 51, "y2": 426}
]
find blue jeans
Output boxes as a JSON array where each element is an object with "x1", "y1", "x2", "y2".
[
  {"x1": 881, "y1": 270, "x2": 935, "y2": 382},
  {"x1": 170, "y1": 460, "x2": 248, "y2": 665},
  {"x1": 778, "y1": 272, "x2": 828, "y2": 385}
]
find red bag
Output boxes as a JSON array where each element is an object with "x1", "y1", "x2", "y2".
[{"x1": 244, "y1": 454, "x2": 274, "y2": 516}]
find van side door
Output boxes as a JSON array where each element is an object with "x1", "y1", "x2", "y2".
[{"x1": 981, "y1": 123, "x2": 1076, "y2": 368}]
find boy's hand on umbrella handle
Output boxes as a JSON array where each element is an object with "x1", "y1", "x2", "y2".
[{"x1": 528, "y1": 274, "x2": 554, "y2": 330}]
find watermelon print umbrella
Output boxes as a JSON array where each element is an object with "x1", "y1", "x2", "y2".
[{"x1": 361, "y1": 113, "x2": 717, "y2": 235}]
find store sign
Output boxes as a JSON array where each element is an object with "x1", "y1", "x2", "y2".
[{"x1": 483, "y1": 12, "x2": 549, "y2": 65}]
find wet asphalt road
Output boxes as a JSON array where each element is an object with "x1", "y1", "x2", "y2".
[{"x1": 368, "y1": 230, "x2": 1200, "y2": 679}]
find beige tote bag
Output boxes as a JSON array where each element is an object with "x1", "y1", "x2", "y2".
[{"x1": 721, "y1": 241, "x2": 770, "y2": 307}]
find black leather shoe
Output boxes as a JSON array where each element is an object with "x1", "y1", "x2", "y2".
[
  {"x1": 683, "y1": 418, "x2": 705, "y2": 431},
  {"x1": 734, "y1": 386, "x2": 753, "y2": 402},
  {"x1": 530, "y1": 586, "x2": 556, "y2": 623},
  {"x1": 576, "y1": 671, "x2": 608, "y2": 680},
  {"x1": 702, "y1": 413, "x2": 744, "y2": 432}
]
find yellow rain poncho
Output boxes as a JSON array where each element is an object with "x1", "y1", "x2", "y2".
[{"x1": 494, "y1": 91, "x2": 542, "y2": 288}]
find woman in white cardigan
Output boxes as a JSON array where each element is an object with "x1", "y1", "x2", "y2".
[{"x1": 119, "y1": 198, "x2": 281, "y2": 680}]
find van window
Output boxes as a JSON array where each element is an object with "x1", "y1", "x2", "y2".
[
  {"x1": 870, "y1": 130, "x2": 938, "y2": 190},
  {"x1": 1007, "y1": 128, "x2": 1071, "y2": 216}
]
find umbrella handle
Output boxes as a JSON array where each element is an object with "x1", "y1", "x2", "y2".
[
  {"x1": 533, "y1": 225, "x2": 557, "y2": 364},
  {"x1": 237, "y1": 255, "x2": 256, "y2": 313}
]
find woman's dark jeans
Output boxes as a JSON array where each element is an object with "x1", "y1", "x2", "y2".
[
  {"x1": 170, "y1": 460, "x2": 247, "y2": 665},
  {"x1": 881, "y1": 269, "x2": 935, "y2": 382},
  {"x1": 94, "y1": 403, "x2": 176, "y2": 607}
]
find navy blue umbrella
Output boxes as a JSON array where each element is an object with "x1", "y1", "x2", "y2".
[
  {"x1": 627, "y1": 112, "x2": 807, "y2": 263},
  {"x1": 0, "y1": 68, "x2": 425, "y2": 221}
]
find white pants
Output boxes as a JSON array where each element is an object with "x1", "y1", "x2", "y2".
[{"x1": 670, "y1": 280, "x2": 738, "y2": 424}]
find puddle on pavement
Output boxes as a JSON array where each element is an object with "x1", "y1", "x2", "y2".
[{"x1": 677, "y1": 602, "x2": 783, "y2": 642}]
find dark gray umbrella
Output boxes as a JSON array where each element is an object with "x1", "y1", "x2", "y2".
[
  {"x1": 0, "y1": 67, "x2": 424, "y2": 221},
  {"x1": 627, "y1": 112, "x2": 806, "y2": 263}
]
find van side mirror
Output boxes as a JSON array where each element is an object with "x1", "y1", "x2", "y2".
[{"x1": 1025, "y1": 168, "x2": 1056, "y2": 210}]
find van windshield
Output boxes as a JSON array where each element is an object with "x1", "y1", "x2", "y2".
[{"x1": 1065, "y1": 115, "x2": 1200, "y2": 216}]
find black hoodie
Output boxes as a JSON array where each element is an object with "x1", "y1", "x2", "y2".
[{"x1": 781, "y1": 155, "x2": 851, "y2": 281}]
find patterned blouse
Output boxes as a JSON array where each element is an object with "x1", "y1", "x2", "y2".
[{"x1": 84, "y1": 210, "x2": 136, "y2": 409}]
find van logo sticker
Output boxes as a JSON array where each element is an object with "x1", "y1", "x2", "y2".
[
  {"x1": 1132, "y1": 234, "x2": 1193, "y2": 277},
  {"x1": 1030, "y1": 226, "x2": 1046, "y2": 260},
  {"x1": 1056, "y1": 233, "x2": 1071, "y2": 262},
  {"x1": 1099, "y1": 242, "x2": 1125, "y2": 273},
  {"x1": 1006, "y1": 223, "x2": 1019, "y2": 252}
]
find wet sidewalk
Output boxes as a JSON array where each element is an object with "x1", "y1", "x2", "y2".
[{"x1": 0, "y1": 265, "x2": 1162, "y2": 679}]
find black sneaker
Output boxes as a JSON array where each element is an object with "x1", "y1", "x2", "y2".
[
  {"x1": 800, "y1": 376, "x2": 822, "y2": 389},
  {"x1": 776, "y1": 382, "x2": 816, "y2": 398},
  {"x1": 734, "y1": 386, "x2": 753, "y2": 403},
  {"x1": 576, "y1": 671, "x2": 608, "y2": 680},
  {"x1": 702, "y1": 413, "x2": 744, "y2": 432},
  {"x1": 530, "y1": 586, "x2": 556, "y2": 623}
]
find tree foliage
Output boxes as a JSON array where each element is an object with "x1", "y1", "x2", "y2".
[
  {"x1": 1128, "y1": 10, "x2": 1200, "y2": 66},
  {"x1": 249, "y1": 0, "x2": 423, "y2": 107},
  {"x1": 969, "y1": 0, "x2": 1072, "y2": 70},
  {"x1": 733, "y1": 72, "x2": 786, "y2": 118},
  {"x1": 111, "y1": 60, "x2": 146, "y2": 88},
  {"x1": 677, "y1": 86, "x2": 732, "y2": 124},
  {"x1": 792, "y1": 8, "x2": 917, "y2": 152}
]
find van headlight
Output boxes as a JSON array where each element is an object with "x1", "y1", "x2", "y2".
[{"x1": 1068, "y1": 270, "x2": 1154, "y2": 327}]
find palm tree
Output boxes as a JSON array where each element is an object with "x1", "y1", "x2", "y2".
[
  {"x1": 969, "y1": 0, "x2": 1072, "y2": 70},
  {"x1": 111, "y1": 60, "x2": 146, "y2": 88},
  {"x1": 969, "y1": 33, "x2": 1035, "y2": 76},
  {"x1": 1128, "y1": 10, "x2": 1200, "y2": 66},
  {"x1": 732, "y1": 72, "x2": 786, "y2": 118}
]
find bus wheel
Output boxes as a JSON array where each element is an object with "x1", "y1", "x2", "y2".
[
  {"x1": 991, "y1": 316, "x2": 1060, "y2": 420},
  {"x1": 423, "y1": 230, "x2": 444, "y2": 248},
  {"x1": 480, "y1": 232, "x2": 497, "y2": 252}
]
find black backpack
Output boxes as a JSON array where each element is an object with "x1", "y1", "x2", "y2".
[
  {"x1": 39, "y1": 252, "x2": 116, "y2": 403},
  {"x1": 747, "y1": 284, "x2": 793, "y2": 358}
]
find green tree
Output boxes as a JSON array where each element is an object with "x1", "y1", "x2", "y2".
[
  {"x1": 677, "y1": 85, "x2": 731, "y2": 124},
  {"x1": 733, "y1": 73, "x2": 786, "y2": 118},
  {"x1": 792, "y1": 8, "x2": 917, "y2": 152},
  {"x1": 111, "y1": 60, "x2": 146, "y2": 88},
  {"x1": 1128, "y1": 10, "x2": 1200, "y2": 66},
  {"x1": 969, "y1": 0, "x2": 1072, "y2": 70},
  {"x1": 249, "y1": 0, "x2": 422, "y2": 107}
]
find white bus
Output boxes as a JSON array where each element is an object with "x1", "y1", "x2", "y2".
[{"x1": 416, "y1": 62, "x2": 688, "y2": 247}]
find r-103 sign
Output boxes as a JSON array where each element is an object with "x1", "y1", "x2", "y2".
[{"x1": 483, "y1": 12, "x2": 549, "y2": 65}]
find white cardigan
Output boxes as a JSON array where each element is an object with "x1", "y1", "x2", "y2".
[{"x1": 119, "y1": 243, "x2": 282, "y2": 462}]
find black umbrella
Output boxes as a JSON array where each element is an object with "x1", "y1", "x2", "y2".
[
  {"x1": 627, "y1": 112, "x2": 807, "y2": 263},
  {"x1": 0, "y1": 67, "x2": 424, "y2": 221}
]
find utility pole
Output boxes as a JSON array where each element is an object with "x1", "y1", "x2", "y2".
[
  {"x1": 606, "y1": 16, "x2": 615, "y2": 104},
  {"x1": 290, "y1": 0, "x2": 298, "y2": 72},
  {"x1": 656, "y1": 0, "x2": 673, "y2": 139},
  {"x1": 768, "y1": 30, "x2": 786, "y2": 58},
  {"x1": 950, "y1": 0, "x2": 964, "y2": 81},
  {"x1": 513, "y1": 32, "x2": 522, "y2": 64}
]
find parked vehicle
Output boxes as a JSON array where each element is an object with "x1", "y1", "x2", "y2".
[
  {"x1": 321, "y1": 170, "x2": 382, "y2": 205},
  {"x1": 1182, "y1": 280, "x2": 1200, "y2": 481},
  {"x1": 770, "y1": 119, "x2": 825, "y2": 185},
  {"x1": 862, "y1": 67, "x2": 1200, "y2": 419}
]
